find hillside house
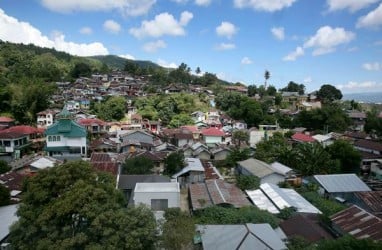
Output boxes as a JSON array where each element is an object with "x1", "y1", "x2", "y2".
[
  {"x1": 201, "y1": 127, "x2": 225, "y2": 147},
  {"x1": 237, "y1": 158, "x2": 285, "y2": 185},
  {"x1": 172, "y1": 157, "x2": 205, "y2": 188},
  {"x1": 36, "y1": 109, "x2": 60, "y2": 128}
]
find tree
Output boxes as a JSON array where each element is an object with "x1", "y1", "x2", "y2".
[
  {"x1": 247, "y1": 85, "x2": 258, "y2": 97},
  {"x1": 236, "y1": 175, "x2": 260, "y2": 190},
  {"x1": 9, "y1": 161, "x2": 157, "y2": 249},
  {"x1": 94, "y1": 96, "x2": 126, "y2": 121},
  {"x1": 160, "y1": 208, "x2": 195, "y2": 250},
  {"x1": 365, "y1": 107, "x2": 382, "y2": 136},
  {"x1": 225, "y1": 148, "x2": 251, "y2": 168},
  {"x1": 326, "y1": 140, "x2": 361, "y2": 173},
  {"x1": 122, "y1": 156, "x2": 154, "y2": 175},
  {"x1": 266, "y1": 85, "x2": 277, "y2": 96},
  {"x1": 195, "y1": 66, "x2": 201, "y2": 75},
  {"x1": 317, "y1": 84, "x2": 342, "y2": 103},
  {"x1": 232, "y1": 130, "x2": 249, "y2": 147},
  {"x1": 168, "y1": 114, "x2": 194, "y2": 128},
  {"x1": 0, "y1": 185, "x2": 10, "y2": 206},
  {"x1": 164, "y1": 151, "x2": 186, "y2": 176},
  {"x1": 0, "y1": 160, "x2": 11, "y2": 174},
  {"x1": 280, "y1": 81, "x2": 305, "y2": 95},
  {"x1": 255, "y1": 132, "x2": 289, "y2": 163},
  {"x1": 264, "y1": 70, "x2": 270, "y2": 90},
  {"x1": 71, "y1": 62, "x2": 92, "y2": 78},
  {"x1": 316, "y1": 235, "x2": 382, "y2": 250}
]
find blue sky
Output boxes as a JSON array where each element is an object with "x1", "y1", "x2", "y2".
[{"x1": 0, "y1": 0, "x2": 382, "y2": 93}]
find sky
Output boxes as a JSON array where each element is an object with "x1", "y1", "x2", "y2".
[{"x1": 0, "y1": 0, "x2": 382, "y2": 94}]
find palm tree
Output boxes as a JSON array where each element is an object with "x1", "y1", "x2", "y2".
[{"x1": 264, "y1": 70, "x2": 270, "y2": 90}]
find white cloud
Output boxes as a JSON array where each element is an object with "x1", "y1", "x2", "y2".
[
  {"x1": 336, "y1": 81, "x2": 382, "y2": 92},
  {"x1": 215, "y1": 43, "x2": 236, "y2": 50},
  {"x1": 241, "y1": 57, "x2": 253, "y2": 64},
  {"x1": 142, "y1": 40, "x2": 166, "y2": 52},
  {"x1": 234, "y1": 0, "x2": 297, "y2": 12},
  {"x1": 195, "y1": 0, "x2": 212, "y2": 6},
  {"x1": 271, "y1": 26, "x2": 285, "y2": 40},
  {"x1": 303, "y1": 26, "x2": 355, "y2": 55},
  {"x1": 103, "y1": 20, "x2": 121, "y2": 34},
  {"x1": 119, "y1": 54, "x2": 135, "y2": 60},
  {"x1": 327, "y1": 0, "x2": 379, "y2": 12},
  {"x1": 0, "y1": 9, "x2": 108, "y2": 56},
  {"x1": 157, "y1": 59, "x2": 178, "y2": 68},
  {"x1": 216, "y1": 21, "x2": 238, "y2": 39},
  {"x1": 40, "y1": 0, "x2": 156, "y2": 17},
  {"x1": 374, "y1": 40, "x2": 382, "y2": 45},
  {"x1": 79, "y1": 26, "x2": 92, "y2": 35},
  {"x1": 283, "y1": 46, "x2": 304, "y2": 61},
  {"x1": 362, "y1": 62, "x2": 381, "y2": 71},
  {"x1": 303, "y1": 76, "x2": 312, "y2": 83},
  {"x1": 356, "y1": 3, "x2": 382, "y2": 29},
  {"x1": 171, "y1": 0, "x2": 188, "y2": 3},
  {"x1": 129, "y1": 11, "x2": 193, "y2": 39}
]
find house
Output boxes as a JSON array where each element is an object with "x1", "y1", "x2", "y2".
[
  {"x1": 246, "y1": 183, "x2": 321, "y2": 214},
  {"x1": 183, "y1": 142, "x2": 209, "y2": 158},
  {"x1": 201, "y1": 127, "x2": 225, "y2": 147},
  {"x1": 232, "y1": 121, "x2": 247, "y2": 130},
  {"x1": 354, "y1": 139, "x2": 382, "y2": 155},
  {"x1": 90, "y1": 152, "x2": 120, "y2": 176},
  {"x1": 353, "y1": 191, "x2": 382, "y2": 217},
  {"x1": 191, "y1": 111, "x2": 205, "y2": 122},
  {"x1": 90, "y1": 138, "x2": 117, "y2": 153},
  {"x1": 0, "y1": 130, "x2": 30, "y2": 159},
  {"x1": 116, "y1": 130, "x2": 155, "y2": 151},
  {"x1": 249, "y1": 124, "x2": 288, "y2": 147},
  {"x1": 142, "y1": 119, "x2": 160, "y2": 134},
  {"x1": 291, "y1": 133, "x2": 315, "y2": 143},
  {"x1": 370, "y1": 159, "x2": 382, "y2": 180},
  {"x1": 117, "y1": 174, "x2": 170, "y2": 205},
  {"x1": 0, "y1": 171, "x2": 25, "y2": 202},
  {"x1": 44, "y1": 107, "x2": 87, "y2": 160},
  {"x1": 279, "y1": 214, "x2": 333, "y2": 243},
  {"x1": 192, "y1": 146, "x2": 211, "y2": 160},
  {"x1": 347, "y1": 111, "x2": 367, "y2": 131},
  {"x1": 312, "y1": 134, "x2": 333, "y2": 147},
  {"x1": 78, "y1": 118, "x2": 109, "y2": 134},
  {"x1": 330, "y1": 205, "x2": 382, "y2": 241},
  {"x1": 172, "y1": 157, "x2": 205, "y2": 188},
  {"x1": 180, "y1": 125, "x2": 201, "y2": 141},
  {"x1": 0, "y1": 117, "x2": 15, "y2": 130},
  {"x1": 195, "y1": 223, "x2": 287, "y2": 250},
  {"x1": 189, "y1": 179, "x2": 251, "y2": 210},
  {"x1": 133, "y1": 182, "x2": 180, "y2": 211},
  {"x1": 127, "y1": 150, "x2": 168, "y2": 174},
  {"x1": 29, "y1": 156, "x2": 60, "y2": 173},
  {"x1": 237, "y1": 158, "x2": 285, "y2": 185},
  {"x1": 36, "y1": 109, "x2": 60, "y2": 128},
  {"x1": 0, "y1": 204, "x2": 18, "y2": 244},
  {"x1": 314, "y1": 174, "x2": 371, "y2": 201},
  {"x1": 269, "y1": 162, "x2": 296, "y2": 179},
  {"x1": 211, "y1": 147, "x2": 231, "y2": 161}
]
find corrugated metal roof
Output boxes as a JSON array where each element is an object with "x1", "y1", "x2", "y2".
[
  {"x1": 196, "y1": 224, "x2": 287, "y2": 250},
  {"x1": 314, "y1": 174, "x2": 371, "y2": 193},
  {"x1": 237, "y1": 158, "x2": 275, "y2": 178},
  {"x1": 172, "y1": 158, "x2": 205, "y2": 179},
  {"x1": 331, "y1": 205, "x2": 382, "y2": 241},
  {"x1": 270, "y1": 162, "x2": 293, "y2": 176},
  {"x1": 134, "y1": 182, "x2": 179, "y2": 193},
  {"x1": 246, "y1": 183, "x2": 321, "y2": 214},
  {"x1": 0, "y1": 204, "x2": 18, "y2": 241}
]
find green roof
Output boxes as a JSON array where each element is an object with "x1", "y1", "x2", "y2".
[
  {"x1": 45, "y1": 119, "x2": 87, "y2": 137},
  {"x1": 44, "y1": 146, "x2": 70, "y2": 152}
]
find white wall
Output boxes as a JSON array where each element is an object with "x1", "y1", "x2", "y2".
[{"x1": 134, "y1": 191, "x2": 180, "y2": 210}]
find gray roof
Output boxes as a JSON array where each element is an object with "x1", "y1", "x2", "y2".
[
  {"x1": 197, "y1": 223, "x2": 287, "y2": 250},
  {"x1": 237, "y1": 158, "x2": 275, "y2": 178},
  {"x1": 0, "y1": 204, "x2": 18, "y2": 241},
  {"x1": 270, "y1": 162, "x2": 293, "y2": 176},
  {"x1": 117, "y1": 175, "x2": 170, "y2": 189},
  {"x1": 172, "y1": 158, "x2": 205, "y2": 179},
  {"x1": 314, "y1": 174, "x2": 371, "y2": 193}
]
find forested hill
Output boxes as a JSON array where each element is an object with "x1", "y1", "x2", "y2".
[{"x1": 90, "y1": 55, "x2": 161, "y2": 70}]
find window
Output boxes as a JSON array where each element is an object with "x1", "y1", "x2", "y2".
[
  {"x1": 57, "y1": 136, "x2": 60, "y2": 141},
  {"x1": 48, "y1": 136, "x2": 52, "y2": 142},
  {"x1": 151, "y1": 199, "x2": 168, "y2": 211},
  {"x1": 53, "y1": 136, "x2": 56, "y2": 142}
]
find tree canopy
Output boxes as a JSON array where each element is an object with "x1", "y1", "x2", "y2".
[
  {"x1": 317, "y1": 84, "x2": 342, "y2": 103},
  {"x1": 122, "y1": 156, "x2": 154, "y2": 175},
  {"x1": 10, "y1": 161, "x2": 157, "y2": 249},
  {"x1": 280, "y1": 81, "x2": 305, "y2": 95},
  {"x1": 164, "y1": 151, "x2": 186, "y2": 176},
  {"x1": 93, "y1": 96, "x2": 126, "y2": 121},
  {"x1": 0, "y1": 160, "x2": 11, "y2": 174}
]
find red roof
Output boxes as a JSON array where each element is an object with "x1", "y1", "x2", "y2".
[
  {"x1": 0, "y1": 117, "x2": 14, "y2": 122},
  {"x1": 4, "y1": 125, "x2": 39, "y2": 135},
  {"x1": 201, "y1": 127, "x2": 225, "y2": 137},
  {"x1": 292, "y1": 133, "x2": 315, "y2": 142},
  {"x1": 181, "y1": 125, "x2": 199, "y2": 133},
  {"x1": 78, "y1": 118, "x2": 106, "y2": 126}
]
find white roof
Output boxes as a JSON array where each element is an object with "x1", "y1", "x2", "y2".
[
  {"x1": 270, "y1": 162, "x2": 293, "y2": 176},
  {"x1": 314, "y1": 174, "x2": 371, "y2": 193},
  {"x1": 134, "y1": 182, "x2": 180, "y2": 193},
  {"x1": 30, "y1": 157, "x2": 56, "y2": 169},
  {"x1": 246, "y1": 183, "x2": 321, "y2": 214},
  {"x1": 312, "y1": 134, "x2": 332, "y2": 142},
  {"x1": 0, "y1": 204, "x2": 18, "y2": 241},
  {"x1": 172, "y1": 158, "x2": 204, "y2": 179},
  {"x1": 246, "y1": 189, "x2": 279, "y2": 214}
]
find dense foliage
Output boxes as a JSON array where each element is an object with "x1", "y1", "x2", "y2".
[
  {"x1": 164, "y1": 151, "x2": 186, "y2": 176},
  {"x1": 235, "y1": 175, "x2": 260, "y2": 190},
  {"x1": 10, "y1": 161, "x2": 157, "y2": 249},
  {"x1": 160, "y1": 208, "x2": 195, "y2": 250},
  {"x1": 194, "y1": 206, "x2": 280, "y2": 228},
  {"x1": 93, "y1": 96, "x2": 126, "y2": 121},
  {"x1": 0, "y1": 185, "x2": 10, "y2": 206},
  {"x1": 134, "y1": 93, "x2": 210, "y2": 126},
  {"x1": 326, "y1": 140, "x2": 361, "y2": 173},
  {"x1": 279, "y1": 81, "x2": 305, "y2": 95},
  {"x1": 122, "y1": 156, "x2": 154, "y2": 175},
  {"x1": 0, "y1": 160, "x2": 11, "y2": 174}
]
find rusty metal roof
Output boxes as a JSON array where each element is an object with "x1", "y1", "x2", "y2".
[{"x1": 331, "y1": 205, "x2": 382, "y2": 241}]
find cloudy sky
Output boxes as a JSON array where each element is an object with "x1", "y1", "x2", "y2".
[{"x1": 1, "y1": 0, "x2": 382, "y2": 93}]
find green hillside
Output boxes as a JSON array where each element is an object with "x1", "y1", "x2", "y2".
[{"x1": 90, "y1": 55, "x2": 161, "y2": 70}]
